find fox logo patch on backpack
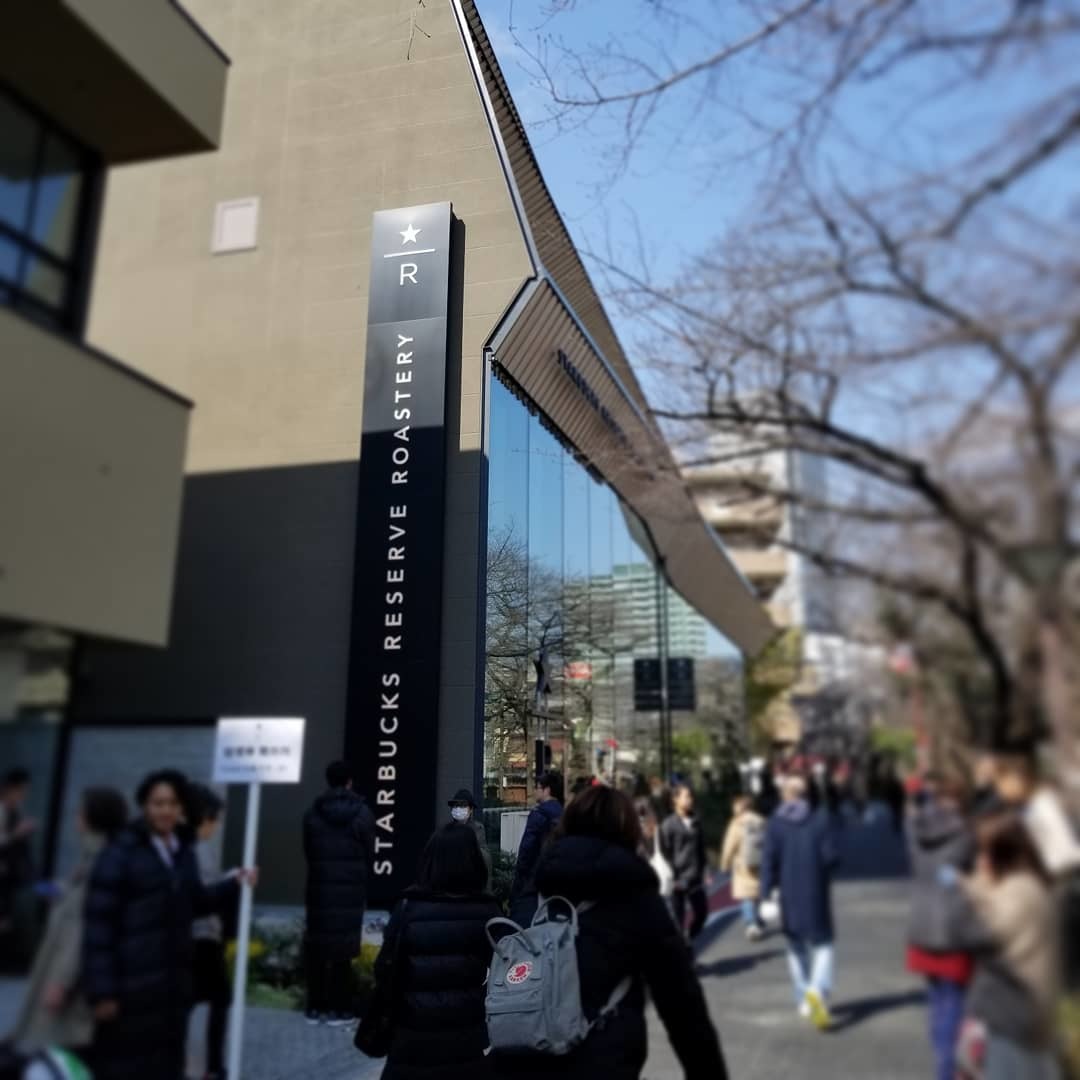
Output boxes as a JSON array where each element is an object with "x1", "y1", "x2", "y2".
[{"x1": 506, "y1": 961, "x2": 532, "y2": 985}]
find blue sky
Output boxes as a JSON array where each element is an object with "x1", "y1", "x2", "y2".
[{"x1": 473, "y1": 0, "x2": 1080, "y2": 447}]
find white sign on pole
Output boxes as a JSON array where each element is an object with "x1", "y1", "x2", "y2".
[
  {"x1": 214, "y1": 716, "x2": 305, "y2": 1080},
  {"x1": 212, "y1": 716, "x2": 305, "y2": 784}
]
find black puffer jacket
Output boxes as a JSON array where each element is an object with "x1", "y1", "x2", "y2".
[
  {"x1": 379, "y1": 890, "x2": 502, "y2": 1080},
  {"x1": 494, "y1": 836, "x2": 728, "y2": 1080},
  {"x1": 303, "y1": 786, "x2": 376, "y2": 949},
  {"x1": 82, "y1": 821, "x2": 238, "y2": 1080}
]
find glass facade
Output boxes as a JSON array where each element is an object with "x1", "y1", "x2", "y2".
[
  {"x1": 484, "y1": 375, "x2": 742, "y2": 804},
  {"x1": 0, "y1": 86, "x2": 96, "y2": 329}
]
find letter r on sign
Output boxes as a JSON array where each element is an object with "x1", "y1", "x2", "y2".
[{"x1": 399, "y1": 263, "x2": 418, "y2": 286}]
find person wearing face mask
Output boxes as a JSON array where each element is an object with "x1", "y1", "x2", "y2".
[{"x1": 447, "y1": 790, "x2": 491, "y2": 887}]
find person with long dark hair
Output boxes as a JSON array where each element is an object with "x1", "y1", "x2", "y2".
[
  {"x1": 493, "y1": 786, "x2": 728, "y2": 1080},
  {"x1": 82, "y1": 771, "x2": 255, "y2": 1080},
  {"x1": 359, "y1": 823, "x2": 500, "y2": 1079},
  {"x1": 11, "y1": 787, "x2": 127, "y2": 1059}
]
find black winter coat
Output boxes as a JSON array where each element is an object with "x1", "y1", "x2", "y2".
[
  {"x1": 82, "y1": 821, "x2": 238, "y2": 1080},
  {"x1": 303, "y1": 787, "x2": 376, "y2": 950},
  {"x1": 493, "y1": 836, "x2": 728, "y2": 1080},
  {"x1": 378, "y1": 890, "x2": 502, "y2": 1080},
  {"x1": 658, "y1": 813, "x2": 707, "y2": 890}
]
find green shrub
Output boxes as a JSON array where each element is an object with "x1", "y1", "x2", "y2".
[{"x1": 490, "y1": 848, "x2": 517, "y2": 914}]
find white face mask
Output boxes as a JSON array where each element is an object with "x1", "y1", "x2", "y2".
[{"x1": 450, "y1": 806, "x2": 470, "y2": 823}]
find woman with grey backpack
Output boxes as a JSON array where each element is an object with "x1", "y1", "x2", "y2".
[{"x1": 490, "y1": 786, "x2": 728, "y2": 1080}]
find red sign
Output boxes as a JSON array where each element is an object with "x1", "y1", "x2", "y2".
[{"x1": 565, "y1": 661, "x2": 593, "y2": 681}]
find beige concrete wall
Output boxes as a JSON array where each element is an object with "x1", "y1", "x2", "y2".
[
  {"x1": 86, "y1": 0, "x2": 530, "y2": 475},
  {"x1": 64, "y1": 0, "x2": 228, "y2": 150},
  {"x1": 83, "y1": 0, "x2": 532, "y2": 848},
  {"x1": 0, "y1": 309, "x2": 189, "y2": 646}
]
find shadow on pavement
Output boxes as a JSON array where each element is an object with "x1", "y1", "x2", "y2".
[
  {"x1": 696, "y1": 947, "x2": 787, "y2": 980},
  {"x1": 827, "y1": 989, "x2": 927, "y2": 1032}
]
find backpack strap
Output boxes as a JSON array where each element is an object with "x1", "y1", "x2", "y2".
[
  {"x1": 531, "y1": 895, "x2": 581, "y2": 931},
  {"x1": 485, "y1": 916, "x2": 539, "y2": 955},
  {"x1": 590, "y1": 975, "x2": 634, "y2": 1031}
]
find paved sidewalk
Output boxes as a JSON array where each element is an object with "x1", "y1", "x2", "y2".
[
  {"x1": 646, "y1": 815, "x2": 932, "y2": 1079},
  {"x1": 2, "y1": 814, "x2": 926, "y2": 1079}
]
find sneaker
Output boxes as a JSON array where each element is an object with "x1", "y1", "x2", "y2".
[
  {"x1": 804, "y1": 988, "x2": 832, "y2": 1031},
  {"x1": 798, "y1": 1001, "x2": 812, "y2": 1020},
  {"x1": 746, "y1": 924, "x2": 765, "y2": 942},
  {"x1": 305, "y1": 1010, "x2": 324, "y2": 1026},
  {"x1": 326, "y1": 1012, "x2": 353, "y2": 1027}
]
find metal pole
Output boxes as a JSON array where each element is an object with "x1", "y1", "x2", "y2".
[
  {"x1": 227, "y1": 781, "x2": 260, "y2": 1079},
  {"x1": 660, "y1": 562, "x2": 673, "y2": 780},
  {"x1": 654, "y1": 565, "x2": 669, "y2": 779}
]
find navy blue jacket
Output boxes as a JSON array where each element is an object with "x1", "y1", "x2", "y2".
[
  {"x1": 82, "y1": 821, "x2": 238, "y2": 1080},
  {"x1": 760, "y1": 799, "x2": 840, "y2": 945},
  {"x1": 303, "y1": 787, "x2": 376, "y2": 950},
  {"x1": 509, "y1": 799, "x2": 562, "y2": 906}
]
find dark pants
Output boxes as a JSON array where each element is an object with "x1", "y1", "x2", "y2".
[
  {"x1": 192, "y1": 939, "x2": 231, "y2": 1075},
  {"x1": 927, "y1": 976, "x2": 966, "y2": 1080},
  {"x1": 672, "y1": 886, "x2": 708, "y2": 940},
  {"x1": 306, "y1": 944, "x2": 354, "y2": 1016}
]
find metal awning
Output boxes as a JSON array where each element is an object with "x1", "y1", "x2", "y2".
[{"x1": 453, "y1": 1, "x2": 775, "y2": 657}]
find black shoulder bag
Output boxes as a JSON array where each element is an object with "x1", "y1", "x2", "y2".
[{"x1": 354, "y1": 899, "x2": 407, "y2": 1058}]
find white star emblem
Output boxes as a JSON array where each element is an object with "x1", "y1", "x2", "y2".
[{"x1": 400, "y1": 223, "x2": 421, "y2": 245}]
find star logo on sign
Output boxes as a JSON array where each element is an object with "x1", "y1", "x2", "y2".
[{"x1": 400, "y1": 223, "x2": 421, "y2": 245}]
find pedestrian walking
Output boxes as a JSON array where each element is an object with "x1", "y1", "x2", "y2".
[
  {"x1": 720, "y1": 794, "x2": 766, "y2": 941},
  {"x1": 659, "y1": 783, "x2": 709, "y2": 941},
  {"x1": 906, "y1": 774, "x2": 976, "y2": 1080},
  {"x1": 492, "y1": 785, "x2": 729, "y2": 1079},
  {"x1": 0, "y1": 769, "x2": 36, "y2": 972},
  {"x1": 10, "y1": 787, "x2": 127, "y2": 1060},
  {"x1": 302, "y1": 759, "x2": 376, "y2": 1026},
  {"x1": 946, "y1": 812, "x2": 1062, "y2": 1079},
  {"x1": 508, "y1": 770, "x2": 563, "y2": 925},
  {"x1": 634, "y1": 798, "x2": 674, "y2": 904},
  {"x1": 188, "y1": 786, "x2": 233, "y2": 1080},
  {"x1": 356, "y1": 823, "x2": 500, "y2": 1078},
  {"x1": 760, "y1": 774, "x2": 841, "y2": 1030},
  {"x1": 82, "y1": 771, "x2": 253, "y2": 1080},
  {"x1": 447, "y1": 788, "x2": 491, "y2": 886}
]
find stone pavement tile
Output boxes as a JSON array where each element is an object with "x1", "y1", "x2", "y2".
[
  {"x1": 645, "y1": 819, "x2": 933, "y2": 1080},
  {"x1": 188, "y1": 1004, "x2": 382, "y2": 1080}
]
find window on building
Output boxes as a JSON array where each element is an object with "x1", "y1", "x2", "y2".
[{"x1": 0, "y1": 86, "x2": 98, "y2": 330}]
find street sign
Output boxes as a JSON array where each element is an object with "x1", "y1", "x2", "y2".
[
  {"x1": 633, "y1": 657, "x2": 696, "y2": 711},
  {"x1": 213, "y1": 716, "x2": 305, "y2": 1079},
  {"x1": 633, "y1": 658, "x2": 663, "y2": 712},
  {"x1": 668, "y1": 657, "x2": 696, "y2": 712},
  {"x1": 212, "y1": 717, "x2": 305, "y2": 784}
]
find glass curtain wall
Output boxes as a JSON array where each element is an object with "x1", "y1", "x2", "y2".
[{"x1": 483, "y1": 376, "x2": 742, "y2": 805}]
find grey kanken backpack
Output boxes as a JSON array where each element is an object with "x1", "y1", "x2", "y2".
[{"x1": 485, "y1": 896, "x2": 631, "y2": 1056}]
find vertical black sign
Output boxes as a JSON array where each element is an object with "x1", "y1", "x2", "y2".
[
  {"x1": 346, "y1": 202, "x2": 454, "y2": 906},
  {"x1": 667, "y1": 657, "x2": 697, "y2": 712},
  {"x1": 634, "y1": 659, "x2": 663, "y2": 712}
]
